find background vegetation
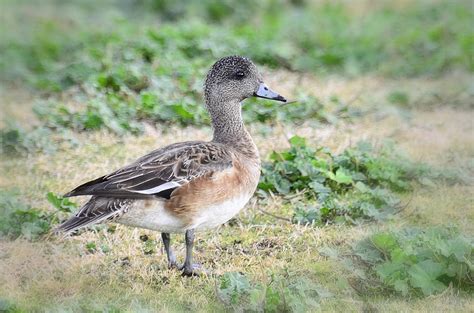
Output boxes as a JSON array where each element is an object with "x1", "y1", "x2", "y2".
[{"x1": 0, "y1": 0, "x2": 473, "y2": 312}]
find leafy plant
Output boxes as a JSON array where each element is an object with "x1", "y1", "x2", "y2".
[
  {"x1": 0, "y1": 190, "x2": 77, "y2": 240},
  {"x1": 259, "y1": 137, "x2": 429, "y2": 224},
  {"x1": 387, "y1": 91, "x2": 410, "y2": 106},
  {"x1": 217, "y1": 272, "x2": 330, "y2": 312},
  {"x1": 86, "y1": 242, "x2": 97, "y2": 253},
  {"x1": 1, "y1": 0, "x2": 472, "y2": 138},
  {"x1": 3, "y1": 0, "x2": 471, "y2": 89},
  {"x1": 0, "y1": 126, "x2": 56, "y2": 155},
  {"x1": 354, "y1": 227, "x2": 473, "y2": 296},
  {"x1": 46, "y1": 192, "x2": 77, "y2": 213},
  {"x1": 218, "y1": 272, "x2": 254, "y2": 307}
]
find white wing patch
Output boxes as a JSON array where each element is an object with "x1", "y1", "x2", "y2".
[{"x1": 131, "y1": 181, "x2": 182, "y2": 195}]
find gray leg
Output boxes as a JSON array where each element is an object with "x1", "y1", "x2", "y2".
[
  {"x1": 161, "y1": 232, "x2": 177, "y2": 268},
  {"x1": 181, "y1": 229, "x2": 202, "y2": 276}
]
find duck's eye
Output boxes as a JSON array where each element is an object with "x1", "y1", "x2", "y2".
[{"x1": 234, "y1": 71, "x2": 245, "y2": 80}]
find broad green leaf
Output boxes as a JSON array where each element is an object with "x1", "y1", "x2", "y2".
[
  {"x1": 289, "y1": 135, "x2": 306, "y2": 148},
  {"x1": 218, "y1": 272, "x2": 252, "y2": 305},
  {"x1": 408, "y1": 260, "x2": 446, "y2": 295},
  {"x1": 390, "y1": 247, "x2": 409, "y2": 264},
  {"x1": 355, "y1": 181, "x2": 370, "y2": 193},
  {"x1": 335, "y1": 169, "x2": 353, "y2": 184},
  {"x1": 308, "y1": 181, "x2": 331, "y2": 195},
  {"x1": 376, "y1": 262, "x2": 404, "y2": 279},
  {"x1": 393, "y1": 279, "x2": 409, "y2": 296},
  {"x1": 46, "y1": 192, "x2": 77, "y2": 212},
  {"x1": 171, "y1": 104, "x2": 193, "y2": 120},
  {"x1": 372, "y1": 233, "x2": 398, "y2": 252},
  {"x1": 443, "y1": 238, "x2": 471, "y2": 261},
  {"x1": 327, "y1": 169, "x2": 353, "y2": 184},
  {"x1": 46, "y1": 192, "x2": 62, "y2": 209}
]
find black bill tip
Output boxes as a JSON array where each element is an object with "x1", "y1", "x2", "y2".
[{"x1": 274, "y1": 95, "x2": 287, "y2": 102}]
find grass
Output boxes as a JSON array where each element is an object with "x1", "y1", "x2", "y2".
[
  {"x1": 1, "y1": 0, "x2": 473, "y2": 311},
  {"x1": 0, "y1": 0, "x2": 473, "y2": 141},
  {"x1": 1, "y1": 74, "x2": 473, "y2": 310}
]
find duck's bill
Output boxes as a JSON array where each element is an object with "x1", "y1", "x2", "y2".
[{"x1": 254, "y1": 83, "x2": 287, "y2": 102}]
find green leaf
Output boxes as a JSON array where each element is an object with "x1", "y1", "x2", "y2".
[
  {"x1": 355, "y1": 181, "x2": 370, "y2": 193},
  {"x1": 46, "y1": 192, "x2": 77, "y2": 212},
  {"x1": 376, "y1": 262, "x2": 404, "y2": 280},
  {"x1": 335, "y1": 169, "x2": 353, "y2": 184},
  {"x1": 408, "y1": 260, "x2": 446, "y2": 295},
  {"x1": 46, "y1": 192, "x2": 62, "y2": 209},
  {"x1": 308, "y1": 181, "x2": 331, "y2": 195},
  {"x1": 289, "y1": 135, "x2": 306, "y2": 148},
  {"x1": 86, "y1": 242, "x2": 97, "y2": 253},
  {"x1": 372, "y1": 233, "x2": 398, "y2": 252},
  {"x1": 439, "y1": 238, "x2": 471, "y2": 261},
  {"x1": 172, "y1": 103, "x2": 193, "y2": 120},
  {"x1": 327, "y1": 169, "x2": 353, "y2": 184},
  {"x1": 393, "y1": 279, "x2": 409, "y2": 296},
  {"x1": 218, "y1": 272, "x2": 252, "y2": 305}
]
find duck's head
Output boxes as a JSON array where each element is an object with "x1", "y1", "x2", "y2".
[{"x1": 204, "y1": 55, "x2": 286, "y2": 107}]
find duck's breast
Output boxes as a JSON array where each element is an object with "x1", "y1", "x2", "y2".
[
  {"x1": 166, "y1": 156, "x2": 260, "y2": 230},
  {"x1": 191, "y1": 193, "x2": 253, "y2": 230}
]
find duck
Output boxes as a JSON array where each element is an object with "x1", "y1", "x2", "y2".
[{"x1": 56, "y1": 55, "x2": 287, "y2": 276}]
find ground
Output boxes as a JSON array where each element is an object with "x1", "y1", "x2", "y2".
[{"x1": 0, "y1": 69, "x2": 473, "y2": 312}]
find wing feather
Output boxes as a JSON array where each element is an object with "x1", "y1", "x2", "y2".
[
  {"x1": 64, "y1": 141, "x2": 233, "y2": 199},
  {"x1": 55, "y1": 197, "x2": 132, "y2": 234}
]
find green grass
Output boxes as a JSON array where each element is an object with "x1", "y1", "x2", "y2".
[
  {"x1": 1, "y1": 0, "x2": 473, "y2": 311},
  {"x1": 1, "y1": 0, "x2": 472, "y2": 138},
  {"x1": 259, "y1": 137, "x2": 442, "y2": 225},
  {"x1": 354, "y1": 226, "x2": 473, "y2": 296},
  {"x1": 1, "y1": 107, "x2": 473, "y2": 311},
  {"x1": 2, "y1": 0, "x2": 472, "y2": 86}
]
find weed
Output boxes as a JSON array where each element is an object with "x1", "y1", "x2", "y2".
[
  {"x1": 0, "y1": 126, "x2": 55, "y2": 155},
  {"x1": 354, "y1": 226, "x2": 474, "y2": 296},
  {"x1": 86, "y1": 242, "x2": 97, "y2": 253},
  {"x1": 0, "y1": 191, "x2": 76, "y2": 240},
  {"x1": 217, "y1": 271, "x2": 330, "y2": 312},
  {"x1": 0, "y1": 298, "x2": 20, "y2": 313},
  {"x1": 0, "y1": 190, "x2": 49, "y2": 240},
  {"x1": 46, "y1": 192, "x2": 77, "y2": 213},
  {"x1": 2, "y1": 1, "x2": 471, "y2": 88},
  {"x1": 3, "y1": 1, "x2": 471, "y2": 137},
  {"x1": 259, "y1": 137, "x2": 430, "y2": 224},
  {"x1": 387, "y1": 91, "x2": 410, "y2": 107},
  {"x1": 0, "y1": 124, "x2": 79, "y2": 156}
]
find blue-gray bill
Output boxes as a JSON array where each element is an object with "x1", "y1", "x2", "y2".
[{"x1": 254, "y1": 82, "x2": 287, "y2": 102}]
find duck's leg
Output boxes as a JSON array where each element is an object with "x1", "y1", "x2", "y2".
[
  {"x1": 180, "y1": 228, "x2": 203, "y2": 276},
  {"x1": 161, "y1": 232, "x2": 178, "y2": 269}
]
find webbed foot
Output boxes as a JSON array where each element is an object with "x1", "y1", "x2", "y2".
[{"x1": 179, "y1": 263, "x2": 208, "y2": 277}]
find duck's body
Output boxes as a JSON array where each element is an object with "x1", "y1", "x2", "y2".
[
  {"x1": 117, "y1": 139, "x2": 260, "y2": 233},
  {"x1": 56, "y1": 56, "x2": 285, "y2": 275}
]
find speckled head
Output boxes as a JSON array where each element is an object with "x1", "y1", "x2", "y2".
[
  {"x1": 204, "y1": 56, "x2": 286, "y2": 144},
  {"x1": 204, "y1": 55, "x2": 286, "y2": 105}
]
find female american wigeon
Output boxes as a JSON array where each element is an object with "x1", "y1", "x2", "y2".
[{"x1": 56, "y1": 55, "x2": 286, "y2": 276}]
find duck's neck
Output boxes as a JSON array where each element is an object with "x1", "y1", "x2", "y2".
[
  {"x1": 207, "y1": 98, "x2": 257, "y2": 157},
  {"x1": 208, "y1": 98, "x2": 247, "y2": 142}
]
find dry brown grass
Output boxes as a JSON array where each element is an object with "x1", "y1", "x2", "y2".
[{"x1": 1, "y1": 71, "x2": 473, "y2": 312}]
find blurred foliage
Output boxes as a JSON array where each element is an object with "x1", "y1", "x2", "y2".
[
  {"x1": 0, "y1": 0, "x2": 472, "y2": 140},
  {"x1": 217, "y1": 271, "x2": 331, "y2": 311},
  {"x1": 353, "y1": 227, "x2": 474, "y2": 296},
  {"x1": 258, "y1": 136, "x2": 436, "y2": 224},
  {"x1": 2, "y1": 0, "x2": 472, "y2": 85},
  {"x1": 0, "y1": 190, "x2": 76, "y2": 240},
  {"x1": 0, "y1": 124, "x2": 78, "y2": 156}
]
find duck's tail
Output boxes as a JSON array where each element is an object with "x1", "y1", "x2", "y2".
[{"x1": 54, "y1": 197, "x2": 132, "y2": 235}]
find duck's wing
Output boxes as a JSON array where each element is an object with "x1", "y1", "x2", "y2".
[
  {"x1": 55, "y1": 197, "x2": 133, "y2": 233},
  {"x1": 64, "y1": 141, "x2": 234, "y2": 200}
]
